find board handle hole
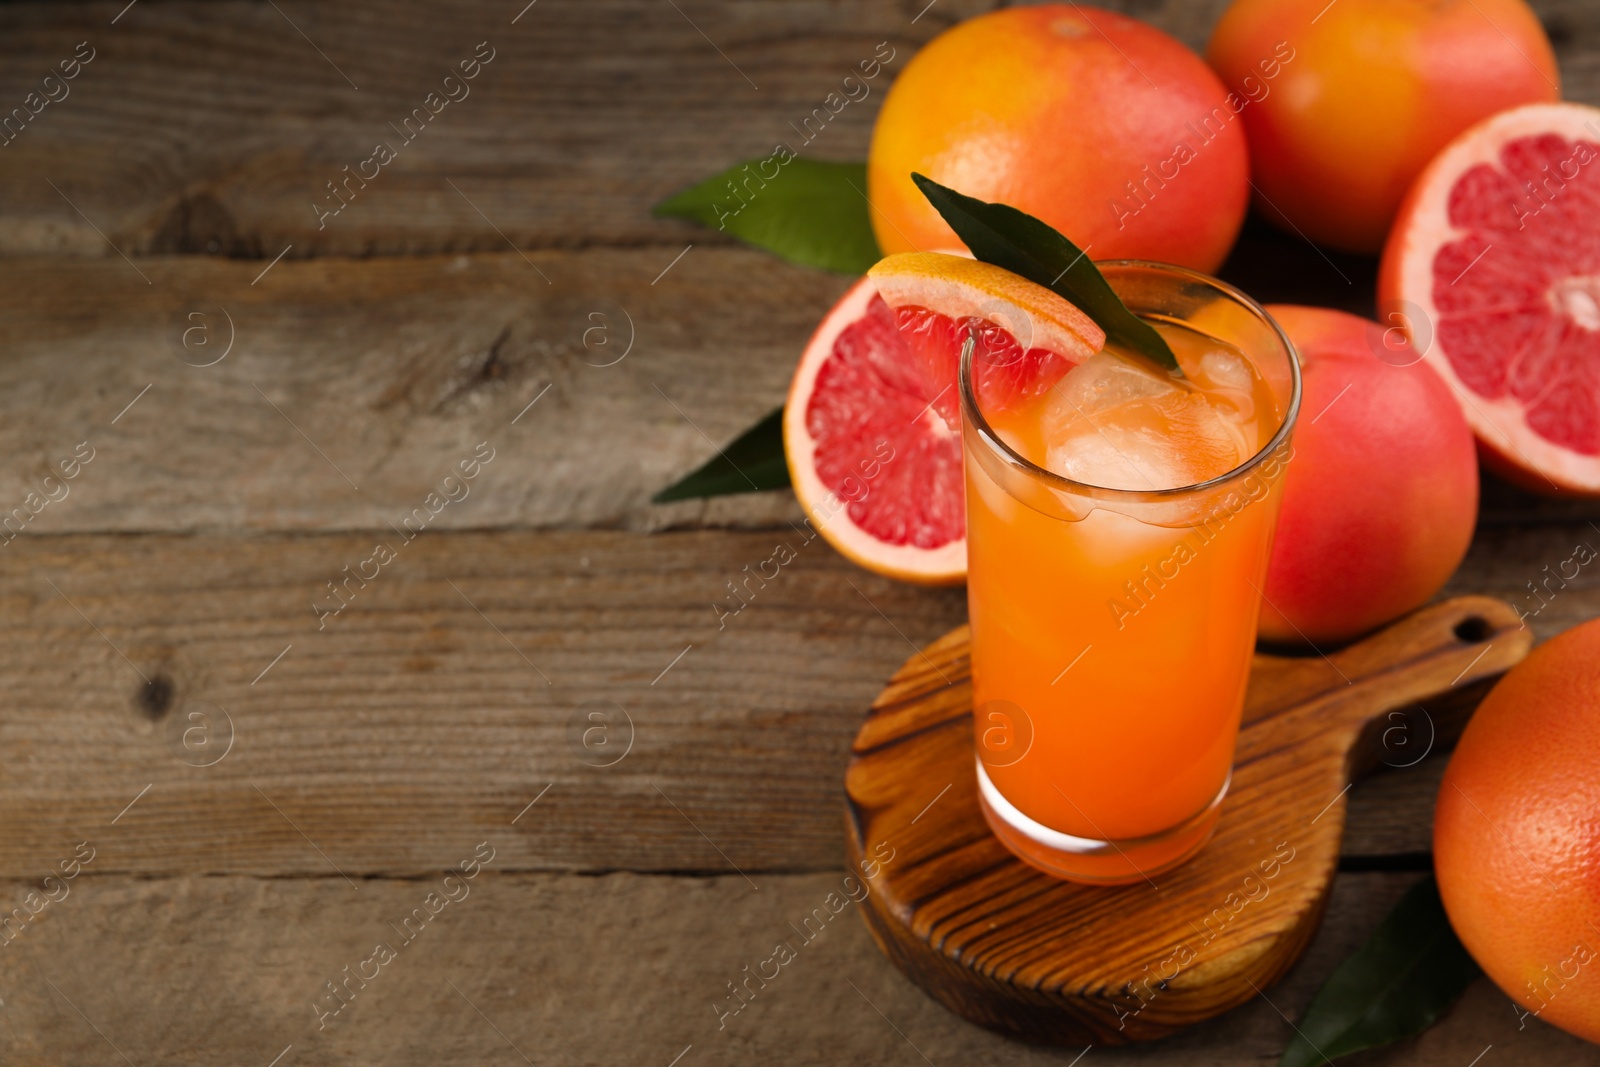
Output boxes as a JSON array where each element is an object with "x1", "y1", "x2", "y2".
[{"x1": 1453, "y1": 616, "x2": 1491, "y2": 643}]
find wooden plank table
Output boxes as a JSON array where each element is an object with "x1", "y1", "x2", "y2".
[{"x1": 1, "y1": 1, "x2": 1597, "y2": 1064}]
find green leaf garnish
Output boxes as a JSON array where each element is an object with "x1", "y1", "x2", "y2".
[
  {"x1": 1278, "y1": 875, "x2": 1481, "y2": 1067},
  {"x1": 655, "y1": 159, "x2": 881, "y2": 274},
  {"x1": 653, "y1": 406, "x2": 790, "y2": 502},
  {"x1": 911, "y1": 174, "x2": 1179, "y2": 372}
]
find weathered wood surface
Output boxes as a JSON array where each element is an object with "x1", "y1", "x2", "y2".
[
  {"x1": 0, "y1": 251, "x2": 845, "y2": 533},
  {"x1": 15, "y1": 527, "x2": 1575, "y2": 878},
  {"x1": 0, "y1": 527, "x2": 955, "y2": 877},
  {"x1": 1, "y1": 525, "x2": 1591, "y2": 879},
  {"x1": 0, "y1": 0, "x2": 1592, "y2": 261},
  {"x1": 0, "y1": 0, "x2": 1596, "y2": 1063},
  {"x1": 2, "y1": 870, "x2": 1596, "y2": 1067},
  {"x1": 0, "y1": 251, "x2": 1596, "y2": 538}
]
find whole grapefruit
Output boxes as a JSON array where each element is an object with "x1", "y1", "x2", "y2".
[
  {"x1": 1258, "y1": 305, "x2": 1477, "y2": 646},
  {"x1": 1435, "y1": 619, "x2": 1600, "y2": 1043},
  {"x1": 1208, "y1": 0, "x2": 1559, "y2": 254},
  {"x1": 867, "y1": 5, "x2": 1249, "y2": 273}
]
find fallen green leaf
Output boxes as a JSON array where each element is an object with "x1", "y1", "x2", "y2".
[
  {"x1": 653, "y1": 406, "x2": 790, "y2": 502},
  {"x1": 1279, "y1": 875, "x2": 1481, "y2": 1067},
  {"x1": 911, "y1": 173, "x2": 1179, "y2": 372},
  {"x1": 654, "y1": 158, "x2": 880, "y2": 274}
]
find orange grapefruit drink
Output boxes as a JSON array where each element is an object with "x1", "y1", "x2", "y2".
[{"x1": 960, "y1": 262, "x2": 1300, "y2": 884}]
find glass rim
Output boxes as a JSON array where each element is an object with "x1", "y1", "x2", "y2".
[{"x1": 957, "y1": 258, "x2": 1303, "y2": 503}]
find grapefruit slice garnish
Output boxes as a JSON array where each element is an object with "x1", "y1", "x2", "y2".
[
  {"x1": 783, "y1": 253, "x2": 1103, "y2": 584},
  {"x1": 1381, "y1": 102, "x2": 1600, "y2": 495}
]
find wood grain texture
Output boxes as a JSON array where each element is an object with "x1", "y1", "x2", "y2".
[
  {"x1": 0, "y1": 0, "x2": 1591, "y2": 260},
  {"x1": 1343, "y1": 751, "x2": 1449, "y2": 862},
  {"x1": 0, "y1": 528, "x2": 1545, "y2": 882},
  {"x1": 0, "y1": 250, "x2": 841, "y2": 533},
  {"x1": 0, "y1": 0, "x2": 915, "y2": 258},
  {"x1": 0, "y1": 527, "x2": 965, "y2": 879},
  {"x1": 0, "y1": 252, "x2": 1595, "y2": 537},
  {"x1": 2, "y1": 869, "x2": 1596, "y2": 1067},
  {"x1": 843, "y1": 598, "x2": 1531, "y2": 1044},
  {"x1": 0, "y1": 8, "x2": 1587, "y2": 1067},
  {"x1": 0, "y1": 1, "x2": 1593, "y2": 1060}
]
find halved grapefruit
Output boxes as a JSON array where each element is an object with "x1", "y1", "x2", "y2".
[
  {"x1": 783, "y1": 253, "x2": 1103, "y2": 584},
  {"x1": 1380, "y1": 102, "x2": 1600, "y2": 495}
]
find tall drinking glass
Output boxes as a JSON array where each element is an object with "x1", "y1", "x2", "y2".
[{"x1": 962, "y1": 262, "x2": 1301, "y2": 885}]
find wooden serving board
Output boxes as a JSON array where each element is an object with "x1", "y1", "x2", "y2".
[{"x1": 843, "y1": 595, "x2": 1531, "y2": 1045}]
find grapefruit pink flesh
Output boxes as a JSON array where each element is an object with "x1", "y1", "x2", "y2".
[
  {"x1": 1381, "y1": 103, "x2": 1600, "y2": 493},
  {"x1": 803, "y1": 297, "x2": 1080, "y2": 550},
  {"x1": 785, "y1": 257, "x2": 1102, "y2": 583},
  {"x1": 1435, "y1": 131, "x2": 1600, "y2": 454},
  {"x1": 804, "y1": 293, "x2": 967, "y2": 550}
]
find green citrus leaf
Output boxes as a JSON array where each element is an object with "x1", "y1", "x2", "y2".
[
  {"x1": 1279, "y1": 875, "x2": 1482, "y2": 1067},
  {"x1": 911, "y1": 173, "x2": 1179, "y2": 372},
  {"x1": 653, "y1": 406, "x2": 790, "y2": 502},
  {"x1": 655, "y1": 159, "x2": 880, "y2": 274}
]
